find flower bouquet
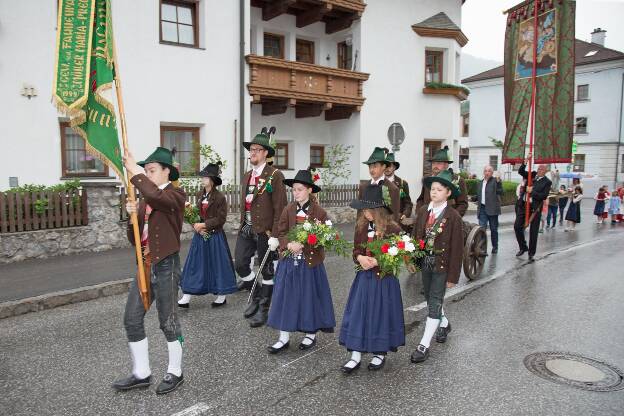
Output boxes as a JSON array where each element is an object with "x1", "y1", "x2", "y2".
[
  {"x1": 283, "y1": 219, "x2": 352, "y2": 260},
  {"x1": 184, "y1": 202, "x2": 210, "y2": 241},
  {"x1": 356, "y1": 234, "x2": 426, "y2": 277}
]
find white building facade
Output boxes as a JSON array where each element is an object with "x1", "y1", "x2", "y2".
[
  {"x1": 463, "y1": 34, "x2": 624, "y2": 186},
  {"x1": 1, "y1": 0, "x2": 468, "y2": 192}
]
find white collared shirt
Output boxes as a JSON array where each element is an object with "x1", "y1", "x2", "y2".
[
  {"x1": 252, "y1": 162, "x2": 266, "y2": 178},
  {"x1": 481, "y1": 178, "x2": 488, "y2": 205},
  {"x1": 370, "y1": 176, "x2": 384, "y2": 185},
  {"x1": 385, "y1": 174, "x2": 395, "y2": 183},
  {"x1": 427, "y1": 201, "x2": 448, "y2": 220},
  {"x1": 158, "y1": 181, "x2": 171, "y2": 190}
]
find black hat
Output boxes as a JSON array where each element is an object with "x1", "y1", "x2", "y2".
[
  {"x1": 198, "y1": 163, "x2": 223, "y2": 186},
  {"x1": 243, "y1": 127, "x2": 276, "y2": 157},
  {"x1": 283, "y1": 169, "x2": 322, "y2": 193},
  {"x1": 349, "y1": 184, "x2": 392, "y2": 213},
  {"x1": 137, "y1": 147, "x2": 179, "y2": 181}
]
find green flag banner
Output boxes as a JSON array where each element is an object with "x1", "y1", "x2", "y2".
[
  {"x1": 502, "y1": 0, "x2": 575, "y2": 164},
  {"x1": 53, "y1": 0, "x2": 123, "y2": 179}
]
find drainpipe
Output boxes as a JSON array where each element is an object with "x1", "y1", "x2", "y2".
[
  {"x1": 614, "y1": 71, "x2": 624, "y2": 189},
  {"x1": 239, "y1": 0, "x2": 246, "y2": 183}
]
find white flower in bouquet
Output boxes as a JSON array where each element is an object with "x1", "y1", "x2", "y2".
[
  {"x1": 401, "y1": 234, "x2": 411, "y2": 242},
  {"x1": 388, "y1": 246, "x2": 399, "y2": 256},
  {"x1": 405, "y1": 242, "x2": 416, "y2": 252},
  {"x1": 325, "y1": 220, "x2": 333, "y2": 227},
  {"x1": 303, "y1": 221, "x2": 312, "y2": 231}
]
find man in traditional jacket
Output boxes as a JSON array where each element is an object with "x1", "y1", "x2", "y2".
[
  {"x1": 384, "y1": 152, "x2": 413, "y2": 232},
  {"x1": 236, "y1": 127, "x2": 288, "y2": 328}
]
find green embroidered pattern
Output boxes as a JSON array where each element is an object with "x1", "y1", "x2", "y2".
[{"x1": 382, "y1": 185, "x2": 391, "y2": 207}]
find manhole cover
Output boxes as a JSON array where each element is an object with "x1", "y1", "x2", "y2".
[{"x1": 524, "y1": 352, "x2": 624, "y2": 392}]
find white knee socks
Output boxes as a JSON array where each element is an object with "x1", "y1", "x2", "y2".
[
  {"x1": 344, "y1": 351, "x2": 361, "y2": 368},
  {"x1": 440, "y1": 308, "x2": 449, "y2": 328},
  {"x1": 178, "y1": 294, "x2": 191, "y2": 305},
  {"x1": 272, "y1": 331, "x2": 290, "y2": 349},
  {"x1": 262, "y1": 279, "x2": 274, "y2": 286},
  {"x1": 420, "y1": 317, "x2": 441, "y2": 348},
  {"x1": 167, "y1": 340, "x2": 183, "y2": 377},
  {"x1": 241, "y1": 272, "x2": 255, "y2": 282},
  {"x1": 213, "y1": 295, "x2": 226, "y2": 304},
  {"x1": 129, "y1": 338, "x2": 151, "y2": 379},
  {"x1": 301, "y1": 333, "x2": 316, "y2": 346}
]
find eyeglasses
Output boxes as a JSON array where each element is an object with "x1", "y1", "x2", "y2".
[{"x1": 249, "y1": 148, "x2": 266, "y2": 154}]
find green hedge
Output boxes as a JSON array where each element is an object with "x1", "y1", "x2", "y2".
[{"x1": 464, "y1": 179, "x2": 518, "y2": 206}]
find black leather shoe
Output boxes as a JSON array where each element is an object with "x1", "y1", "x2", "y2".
[
  {"x1": 298, "y1": 336, "x2": 317, "y2": 350},
  {"x1": 435, "y1": 323, "x2": 452, "y2": 343},
  {"x1": 177, "y1": 302, "x2": 189, "y2": 309},
  {"x1": 410, "y1": 344, "x2": 429, "y2": 363},
  {"x1": 528, "y1": 255, "x2": 535, "y2": 263},
  {"x1": 112, "y1": 374, "x2": 151, "y2": 391},
  {"x1": 267, "y1": 340, "x2": 290, "y2": 354},
  {"x1": 211, "y1": 299, "x2": 227, "y2": 308},
  {"x1": 237, "y1": 279, "x2": 254, "y2": 291},
  {"x1": 155, "y1": 373, "x2": 184, "y2": 395},
  {"x1": 341, "y1": 360, "x2": 361, "y2": 374},
  {"x1": 367, "y1": 356, "x2": 386, "y2": 371},
  {"x1": 516, "y1": 249, "x2": 528, "y2": 257},
  {"x1": 491, "y1": 248, "x2": 498, "y2": 254}
]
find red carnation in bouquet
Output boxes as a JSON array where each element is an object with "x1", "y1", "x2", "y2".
[
  {"x1": 397, "y1": 241, "x2": 405, "y2": 249},
  {"x1": 419, "y1": 239, "x2": 426, "y2": 250},
  {"x1": 307, "y1": 234, "x2": 318, "y2": 245},
  {"x1": 381, "y1": 243, "x2": 390, "y2": 254}
]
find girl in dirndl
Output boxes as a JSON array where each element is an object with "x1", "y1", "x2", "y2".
[
  {"x1": 178, "y1": 164, "x2": 237, "y2": 308},
  {"x1": 565, "y1": 186, "x2": 583, "y2": 231},
  {"x1": 338, "y1": 184, "x2": 405, "y2": 373},
  {"x1": 266, "y1": 169, "x2": 336, "y2": 353}
]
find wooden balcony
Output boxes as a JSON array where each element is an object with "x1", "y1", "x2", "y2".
[
  {"x1": 247, "y1": 54, "x2": 369, "y2": 120},
  {"x1": 251, "y1": 0, "x2": 366, "y2": 34}
]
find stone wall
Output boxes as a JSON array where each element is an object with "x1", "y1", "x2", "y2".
[{"x1": 0, "y1": 183, "x2": 357, "y2": 264}]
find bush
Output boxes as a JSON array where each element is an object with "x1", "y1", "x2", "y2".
[{"x1": 464, "y1": 179, "x2": 518, "y2": 206}]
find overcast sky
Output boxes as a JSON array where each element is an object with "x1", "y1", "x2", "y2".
[{"x1": 462, "y1": 0, "x2": 624, "y2": 61}]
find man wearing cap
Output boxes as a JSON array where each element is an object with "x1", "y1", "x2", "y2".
[
  {"x1": 114, "y1": 147, "x2": 186, "y2": 395},
  {"x1": 415, "y1": 146, "x2": 468, "y2": 218},
  {"x1": 385, "y1": 152, "x2": 413, "y2": 232},
  {"x1": 236, "y1": 128, "x2": 288, "y2": 328},
  {"x1": 359, "y1": 147, "x2": 401, "y2": 223}
]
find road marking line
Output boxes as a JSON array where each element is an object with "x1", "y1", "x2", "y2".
[
  {"x1": 170, "y1": 402, "x2": 211, "y2": 416},
  {"x1": 405, "y1": 238, "x2": 604, "y2": 313},
  {"x1": 282, "y1": 343, "x2": 332, "y2": 368}
]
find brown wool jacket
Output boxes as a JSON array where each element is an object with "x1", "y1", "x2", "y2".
[
  {"x1": 278, "y1": 201, "x2": 328, "y2": 268},
  {"x1": 127, "y1": 174, "x2": 186, "y2": 264},
  {"x1": 415, "y1": 175, "x2": 468, "y2": 218},
  {"x1": 196, "y1": 188, "x2": 227, "y2": 232},
  {"x1": 353, "y1": 220, "x2": 402, "y2": 277},
  {"x1": 412, "y1": 205, "x2": 464, "y2": 284},
  {"x1": 358, "y1": 179, "x2": 401, "y2": 223},
  {"x1": 392, "y1": 174, "x2": 413, "y2": 219},
  {"x1": 240, "y1": 164, "x2": 288, "y2": 236}
]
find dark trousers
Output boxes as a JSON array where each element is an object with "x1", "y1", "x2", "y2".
[
  {"x1": 421, "y1": 267, "x2": 447, "y2": 319},
  {"x1": 514, "y1": 202, "x2": 542, "y2": 256},
  {"x1": 558, "y1": 204, "x2": 566, "y2": 222},
  {"x1": 478, "y1": 205, "x2": 499, "y2": 249},
  {"x1": 546, "y1": 205, "x2": 558, "y2": 226},
  {"x1": 124, "y1": 253, "x2": 182, "y2": 343},
  {"x1": 234, "y1": 229, "x2": 274, "y2": 280}
]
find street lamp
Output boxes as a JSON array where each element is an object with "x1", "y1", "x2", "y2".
[{"x1": 387, "y1": 122, "x2": 405, "y2": 152}]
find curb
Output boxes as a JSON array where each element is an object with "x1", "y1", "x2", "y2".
[{"x1": 0, "y1": 278, "x2": 132, "y2": 320}]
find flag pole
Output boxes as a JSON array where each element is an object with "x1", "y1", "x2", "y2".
[
  {"x1": 525, "y1": 0, "x2": 539, "y2": 227},
  {"x1": 112, "y1": 41, "x2": 150, "y2": 311}
]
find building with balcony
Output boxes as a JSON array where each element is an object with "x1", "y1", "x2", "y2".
[{"x1": 2, "y1": 0, "x2": 468, "y2": 193}]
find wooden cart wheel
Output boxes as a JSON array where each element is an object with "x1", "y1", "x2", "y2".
[{"x1": 463, "y1": 225, "x2": 488, "y2": 280}]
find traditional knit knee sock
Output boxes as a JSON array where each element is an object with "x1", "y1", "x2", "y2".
[
  {"x1": 420, "y1": 317, "x2": 441, "y2": 348},
  {"x1": 370, "y1": 355, "x2": 385, "y2": 366},
  {"x1": 301, "y1": 333, "x2": 316, "y2": 345},
  {"x1": 262, "y1": 279, "x2": 274, "y2": 286},
  {"x1": 272, "y1": 331, "x2": 290, "y2": 349},
  {"x1": 344, "y1": 351, "x2": 361, "y2": 368},
  {"x1": 241, "y1": 272, "x2": 255, "y2": 282},
  {"x1": 129, "y1": 338, "x2": 151, "y2": 379},
  {"x1": 439, "y1": 308, "x2": 449, "y2": 328},
  {"x1": 178, "y1": 294, "x2": 191, "y2": 305},
  {"x1": 213, "y1": 295, "x2": 226, "y2": 304},
  {"x1": 167, "y1": 340, "x2": 183, "y2": 377}
]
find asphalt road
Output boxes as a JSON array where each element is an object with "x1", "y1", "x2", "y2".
[{"x1": 1, "y1": 205, "x2": 623, "y2": 415}]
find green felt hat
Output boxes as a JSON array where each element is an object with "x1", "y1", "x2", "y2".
[
  {"x1": 386, "y1": 152, "x2": 400, "y2": 169},
  {"x1": 429, "y1": 146, "x2": 453, "y2": 164},
  {"x1": 363, "y1": 147, "x2": 390, "y2": 166},
  {"x1": 243, "y1": 127, "x2": 276, "y2": 157},
  {"x1": 137, "y1": 147, "x2": 179, "y2": 181},
  {"x1": 423, "y1": 169, "x2": 460, "y2": 199}
]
